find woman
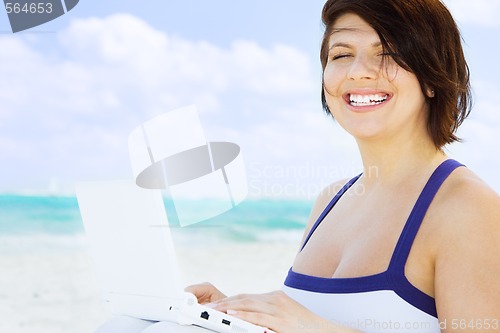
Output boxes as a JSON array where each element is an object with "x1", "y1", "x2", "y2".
[
  {"x1": 188, "y1": 0, "x2": 500, "y2": 332},
  {"x1": 97, "y1": 0, "x2": 500, "y2": 332}
]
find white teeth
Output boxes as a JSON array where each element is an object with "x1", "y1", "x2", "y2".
[{"x1": 349, "y1": 93, "x2": 388, "y2": 106}]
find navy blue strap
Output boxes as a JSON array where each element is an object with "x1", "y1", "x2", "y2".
[
  {"x1": 388, "y1": 159, "x2": 464, "y2": 273},
  {"x1": 300, "y1": 174, "x2": 362, "y2": 252}
]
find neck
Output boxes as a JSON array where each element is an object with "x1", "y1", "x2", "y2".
[{"x1": 356, "y1": 134, "x2": 447, "y2": 188}]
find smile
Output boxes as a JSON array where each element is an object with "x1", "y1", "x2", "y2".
[{"x1": 349, "y1": 93, "x2": 388, "y2": 107}]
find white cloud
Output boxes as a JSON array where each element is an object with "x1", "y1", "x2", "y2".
[
  {"x1": 58, "y1": 14, "x2": 313, "y2": 103},
  {"x1": 469, "y1": 80, "x2": 500, "y2": 124},
  {"x1": 443, "y1": 0, "x2": 500, "y2": 27},
  {"x1": 230, "y1": 41, "x2": 314, "y2": 95},
  {"x1": 0, "y1": 14, "x2": 320, "y2": 194}
]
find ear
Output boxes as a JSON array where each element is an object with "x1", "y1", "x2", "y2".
[{"x1": 425, "y1": 87, "x2": 435, "y2": 98}]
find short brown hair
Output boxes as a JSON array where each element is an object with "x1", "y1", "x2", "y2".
[{"x1": 320, "y1": 0, "x2": 472, "y2": 148}]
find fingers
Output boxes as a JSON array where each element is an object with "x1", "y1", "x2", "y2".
[
  {"x1": 209, "y1": 291, "x2": 313, "y2": 332},
  {"x1": 184, "y1": 282, "x2": 227, "y2": 304},
  {"x1": 210, "y1": 291, "x2": 285, "y2": 316},
  {"x1": 211, "y1": 293, "x2": 280, "y2": 332},
  {"x1": 225, "y1": 310, "x2": 279, "y2": 333}
]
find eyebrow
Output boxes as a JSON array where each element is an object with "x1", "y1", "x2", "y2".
[{"x1": 329, "y1": 41, "x2": 382, "y2": 51}]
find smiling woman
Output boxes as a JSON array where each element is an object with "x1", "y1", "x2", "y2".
[
  {"x1": 94, "y1": 1, "x2": 500, "y2": 333},
  {"x1": 322, "y1": 13, "x2": 431, "y2": 144},
  {"x1": 319, "y1": 0, "x2": 471, "y2": 149}
]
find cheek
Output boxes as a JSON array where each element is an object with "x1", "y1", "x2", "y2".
[
  {"x1": 381, "y1": 60, "x2": 400, "y2": 81},
  {"x1": 322, "y1": 64, "x2": 343, "y2": 97},
  {"x1": 394, "y1": 72, "x2": 426, "y2": 103}
]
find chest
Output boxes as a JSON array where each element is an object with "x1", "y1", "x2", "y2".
[{"x1": 293, "y1": 187, "x2": 425, "y2": 278}]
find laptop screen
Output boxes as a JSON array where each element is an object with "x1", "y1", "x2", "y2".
[{"x1": 76, "y1": 181, "x2": 184, "y2": 302}]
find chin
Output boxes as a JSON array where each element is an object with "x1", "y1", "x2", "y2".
[{"x1": 336, "y1": 118, "x2": 386, "y2": 140}]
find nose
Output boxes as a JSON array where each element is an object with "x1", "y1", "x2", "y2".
[{"x1": 347, "y1": 54, "x2": 379, "y2": 81}]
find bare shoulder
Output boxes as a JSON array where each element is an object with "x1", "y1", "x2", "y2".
[
  {"x1": 431, "y1": 165, "x2": 500, "y2": 277},
  {"x1": 432, "y1": 166, "x2": 500, "y2": 319},
  {"x1": 434, "y1": 166, "x2": 500, "y2": 235}
]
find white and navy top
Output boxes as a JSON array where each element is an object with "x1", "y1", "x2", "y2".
[{"x1": 283, "y1": 159, "x2": 463, "y2": 333}]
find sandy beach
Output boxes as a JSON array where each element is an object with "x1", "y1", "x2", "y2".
[{"x1": 0, "y1": 235, "x2": 298, "y2": 333}]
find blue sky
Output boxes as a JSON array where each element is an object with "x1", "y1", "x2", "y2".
[{"x1": 0, "y1": 1, "x2": 499, "y2": 198}]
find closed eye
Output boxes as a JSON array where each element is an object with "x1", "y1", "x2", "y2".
[{"x1": 331, "y1": 54, "x2": 352, "y2": 61}]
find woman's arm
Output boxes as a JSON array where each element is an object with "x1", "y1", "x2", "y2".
[{"x1": 434, "y1": 176, "x2": 500, "y2": 332}]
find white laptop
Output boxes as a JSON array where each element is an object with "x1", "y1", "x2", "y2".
[{"x1": 75, "y1": 180, "x2": 272, "y2": 333}]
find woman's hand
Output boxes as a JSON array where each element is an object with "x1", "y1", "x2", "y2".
[
  {"x1": 184, "y1": 282, "x2": 227, "y2": 304},
  {"x1": 207, "y1": 290, "x2": 348, "y2": 333}
]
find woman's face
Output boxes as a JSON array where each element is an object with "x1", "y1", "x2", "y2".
[{"x1": 323, "y1": 13, "x2": 429, "y2": 144}]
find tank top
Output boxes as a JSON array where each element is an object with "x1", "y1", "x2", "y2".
[{"x1": 283, "y1": 159, "x2": 463, "y2": 333}]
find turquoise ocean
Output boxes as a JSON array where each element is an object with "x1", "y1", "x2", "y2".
[{"x1": 0, "y1": 194, "x2": 312, "y2": 252}]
